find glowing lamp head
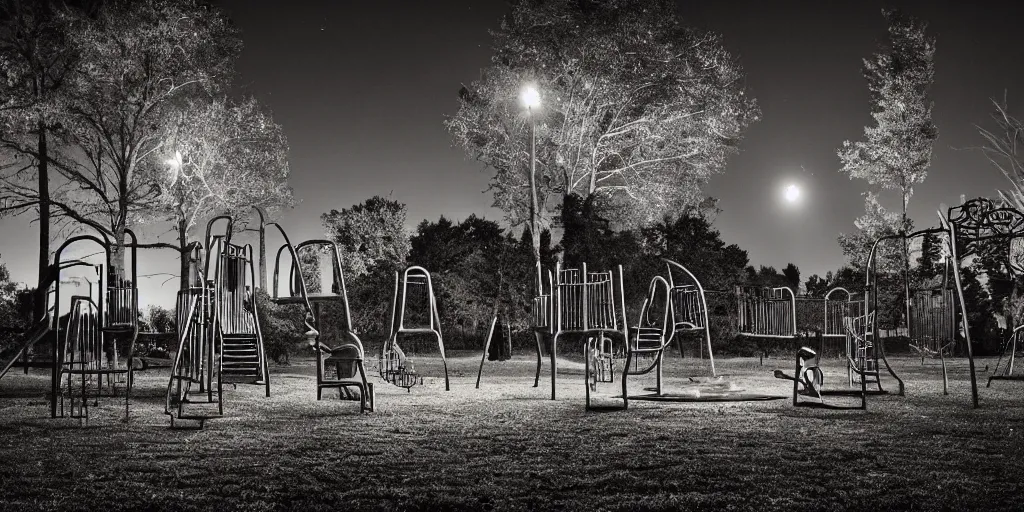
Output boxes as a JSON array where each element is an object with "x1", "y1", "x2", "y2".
[
  {"x1": 783, "y1": 184, "x2": 801, "y2": 204},
  {"x1": 521, "y1": 85, "x2": 541, "y2": 110},
  {"x1": 166, "y1": 151, "x2": 183, "y2": 184}
]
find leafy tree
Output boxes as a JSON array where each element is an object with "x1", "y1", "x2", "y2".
[
  {"x1": 146, "y1": 305, "x2": 175, "y2": 333},
  {"x1": 320, "y1": 197, "x2": 410, "y2": 338},
  {"x1": 405, "y1": 216, "x2": 536, "y2": 351},
  {"x1": 559, "y1": 193, "x2": 615, "y2": 271},
  {"x1": 47, "y1": 0, "x2": 240, "y2": 276},
  {"x1": 253, "y1": 288, "x2": 305, "y2": 364},
  {"x1": 447, "y1": 0, "x2": 759, "y2": 260},
  {"x1": 160, "y1": 96, "x2": 292, "y2": 289},
  {"x1": 0, "y1": 257, "x2": 31, "y2": 354},
  {"x1": 0, "y1": 0, "x2": 86, "y2": 318},
  {"x1": 321, "y1": 196, "x2": 410, "y2": 279},
  {"x1": 914, "y1": 231, "x2": 943, "y2": 284},
  {"x1": 804, "y1": 274, "x2": 829, "y2": 297},
  {"x1": 782, "y1": 263, "x2": 801, "y2": 292},
  {"x1": 827, "y1": 266, "x2": 864, "y2": 293},
  {"x1": 959, "y1": 264, "x2": 998, "y2": 354},
  {"x1": 838, "y1": 8, "x2": 936, "y2": 331},
  {"x1": 838, "y1": 192, "x2": 906, "y2": 273},
  {"x1": 745, "y1": 266, "x2": 790, "y2": 289},
  {"x1": 410, "y1": 216, "x2": 504, "y2": 340},
  {"x1": 638, "y1": 209, "x2": 749, "y2": 292}
]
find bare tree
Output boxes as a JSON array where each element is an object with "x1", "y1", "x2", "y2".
[{"x1": 978, "y1": 97, "x2": 1024, "y2": 209}]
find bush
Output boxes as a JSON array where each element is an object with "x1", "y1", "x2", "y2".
[{"x1": 254, "y1": 288, "x2": 307, "y2": 364}]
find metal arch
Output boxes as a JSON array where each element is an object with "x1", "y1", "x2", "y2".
[
  {"x1": 291, "y1": 239, "x2": 354, "y2": 332},
  {"x1": 862, "y1": 228, "x2": 947, "y2": 400},
  {"x1": 938, "y1": 198, "x2": 1024, "y2": 408},
  {"x1": 664, "y1": 259, "x2": 716, "y2": 376},
  {"x1": 823, "y1": 287, "x2": 852, "y2": 337}
]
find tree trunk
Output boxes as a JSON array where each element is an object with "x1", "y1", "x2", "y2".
[
  {"x1": 902, "y1": 190, "x2": 912, "y2": 341},
  {"x1": 178, "y1": 217, "x2": 190, "y2": 290},
  {"x1": 35, "y1": 122, "x2": 50, "y2": 322},
  {"x1": 111, "y1": 222, "x2": 126, "y2": 281}
]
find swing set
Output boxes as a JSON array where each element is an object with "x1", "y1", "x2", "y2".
[{"x1": 379, "y1": 266, "x2": 449, "y2": 392}]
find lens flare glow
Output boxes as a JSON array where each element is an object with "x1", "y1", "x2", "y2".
[
  {"x1": 521, "y1": 85, "x2": 541, "y2": 109},
  {"x1": 784, "y1": 184, "x2": 801, "y2": 203}
]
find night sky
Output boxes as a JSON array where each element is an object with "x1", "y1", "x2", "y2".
[{"x1": 1, "y1": 0, "x2": 1022, "y2": 308}]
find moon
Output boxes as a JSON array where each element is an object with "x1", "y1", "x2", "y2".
[{"x1": 783, "y1": 184, "x2": 801, "y2": 203}]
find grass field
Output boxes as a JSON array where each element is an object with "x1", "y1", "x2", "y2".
[{"x1": 1, "y1": 350, "x2": 1022, "y2": 511}]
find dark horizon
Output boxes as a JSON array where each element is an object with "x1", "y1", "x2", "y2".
[{"x1": 1, "y1": 0, "x2": 1021, "y2": 307}]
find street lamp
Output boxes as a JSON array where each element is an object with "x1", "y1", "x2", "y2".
[
  {"x1": 521, "y1": 85, "x2": 541, "y2": 111},
  {"x1": 521, "y1": 85, "x2": 541, "y2": 270},
  {"x1": 165, "y1": 151, "x2": 183, "y2": 185},
  {"x1": 165, "y1": 151, "x2": 191, "y2": 287}
]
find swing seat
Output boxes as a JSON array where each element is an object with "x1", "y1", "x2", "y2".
[
  {"x1": 380, "y1": 345, "x2": 420, "y2": 389},
  {"x1": 325, "y1": 343, "x2": 361, "y2": 380}
]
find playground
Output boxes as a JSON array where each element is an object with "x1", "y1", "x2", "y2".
[
  {"x1": 1, "y1": 198, "x2": 1024, "y2": 510},
  {"x1": 0, "y1": 352, "x2": 1022, "y2": 511}
]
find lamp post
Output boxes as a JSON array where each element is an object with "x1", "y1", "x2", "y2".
[
  {"x1": 165, "y1": 151, "x2": 189, "y2": 289},
  {"x1": 521, "y1": 85, "x2": 541, "y2": 265}
]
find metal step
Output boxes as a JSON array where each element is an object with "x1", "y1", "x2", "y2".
[{"x1": 223, "y1": 352, "x2": 257, "y2": 359}]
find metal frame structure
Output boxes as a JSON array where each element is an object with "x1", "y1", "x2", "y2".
[
  {"x1": 822, "y1": 287, "x2": 854, "y2": 338},
  {"x1": 865, "y1": 226, "x2": 956, "y2": 372},
  {"x1": 621, "y1": 260, "x2": 787, "y2": 408},
  {"x1": 51, "y1": 228, "x2": 140, "y2": 421},
  {"x1": 0, "y1": 261, "x2": 88, "y2": 383},
  {"x1": 533, "y1": 262, "x2": 627, "y2": 403},
  {"x1": 166, "y1": 215, "x2": 273, "y2": 427},
  {"x1": 380, "y1": 266, "x2": 449, "y2": 391},
  {"x1": 530, "y1": 263, "x2": 553, "y2": 389},
  {"x1": 620, "y1": 259, "x2": 717, "y2": 406},
  {"x1": 736, "y1": 285, "x2": 798, "y2": 338},
  {"x1": 990, "y1": 324, "x2": 1024, "y2": 387},
  {"x1": 940, "y1": 198, "x2": 1024, "y2": 407},
  {"x1": 770, "y1": 313, "x2": 876, "y2": 410},
  {"x1": 272, "y1": 237, "x2": 373, "y2": 412}
]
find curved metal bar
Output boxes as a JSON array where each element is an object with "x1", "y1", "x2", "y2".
[
  {"x1": 823, "y1": 287, "x2": 851, "y2": 337},
  {"x1": 205, "y1": 215, "x2": 235, "y2": 247},
  {"x1": 51, "y1": 234, "x2": 112, "y2": 418},
  {"x1": 942, "y1": 211, "x2": 980, "y2": 407},
  {"x1": 382, "y1": 266, "x2": 449, "y2": 391},
  {"x1": 664, "y1": 258, "x2": 716, "y2": 375},
  {"x1": 265, "y1": 222, "x2": 315, "y2": 324},
  {"x1": 627, "y1": 275, "x2": 671, "y2": 378},
  {"x1": 861, "y1": 227, "x2": 948, "y2": 396}
]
